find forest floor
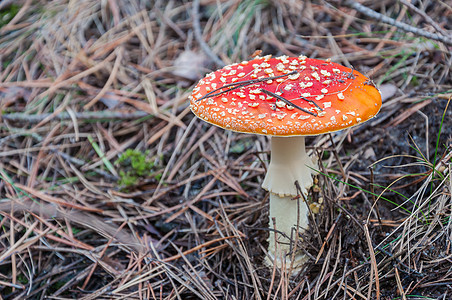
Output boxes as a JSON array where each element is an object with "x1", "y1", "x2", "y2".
[{"x1": 0, "y1": 0, "x2": 451, "y2": 299}]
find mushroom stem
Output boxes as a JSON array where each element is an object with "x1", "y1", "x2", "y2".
[
  {"x1": 262, "y1": 136, "x2": 315, "y2": 269},
  {"x1": 267, "y1": 193, "x2": 309, "y2": 268}
]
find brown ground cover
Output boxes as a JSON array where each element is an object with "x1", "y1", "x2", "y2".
[{"x1": 0, "y1": 0, "x2": 451, "y2": 299}]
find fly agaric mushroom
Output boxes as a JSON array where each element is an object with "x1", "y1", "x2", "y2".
[{"x1": 189, "y1": 55, "x2": 382, "y2": 270}]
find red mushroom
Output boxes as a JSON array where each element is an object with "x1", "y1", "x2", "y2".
[{"x1": 190, "y1": 54, "x2": 382, "y2": 270}]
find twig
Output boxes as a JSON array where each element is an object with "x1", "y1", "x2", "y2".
[
  {"x1": 163, "y1": 236, "x2": 239, "y2": 262},
  {"x1": 368, "y1": 166, "x2": 383, "y2": 226},
  {"x1": 267, "y1": 218, "x2": 278, "y2": 300},
  {"x1": 196, "y1": 71, "x2": 298, "y2": 101},
  {"x1": 394, "y1": 267, "x2": 407, "y2": 300},
  {"x1": 364, "y1": 224, "x2": 380, "y2": 300},
  {"x1": 192, "y1": 0, "x2": 224, "y2": 67},
  {"x1": 328, "y1": 134, "x2": 346, "y2": 180},
  {"x1": 399, "y1": 0, "x2": 449, "y2": 37},
  {"x1": 2, "y1": 111, "x2": 149, "y2": 123},
  {"x1": 84, "y1": 46, "x2": 124, "y2": 109},
  {"x1": 344, "y1": 0, "x2": 452, "y2": 46},
  {"x1": 0, "y1": 201, "x2": 145, "y2": 254},
  {"x1": 260, "y1": 89, "x2": 317, "y2": 116},
  {"x1": 0, "y1": 0, "x2": 16, "y2": 10},
  {"x1": 295, "y1": 181, "x2": 322, "y2": 246},
  {"x1": 315, "y1": 213, "x2": 342, "y2": 263}
]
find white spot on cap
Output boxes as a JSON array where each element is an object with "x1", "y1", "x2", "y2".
[
  {"x1": 312, "y1": 72, "x2": 320, "y2": 81},
  {"x1": 320, "y1": 70, "x2": 331, "y2": 77},
  {"x1": 276, "y1": 101, "x2": 286, "y2": 108},
  {"x1": 284, "y1": 84, "x2": 294, "y2": 91},
  {"x1": 288, "y1": 72, "x2": 300, "y2": 80}
]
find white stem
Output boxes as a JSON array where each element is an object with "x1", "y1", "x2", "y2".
[
  {"x1": 267, "y1": 194, "x2": 309, "y2": 268},
  {"x1": 262, "y1": 136, "x2": 315, "y2": 269},
  {"x1": 262, "y1": 136, "x2": 315, "y2": 197}
]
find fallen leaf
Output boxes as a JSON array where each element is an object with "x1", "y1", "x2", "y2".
[
  {"x1": 379, "y1": 83, "x2": 397, "y2": 101},
  {"x1": 172, "y1": 50, "x2": 211, "y2": 84}
]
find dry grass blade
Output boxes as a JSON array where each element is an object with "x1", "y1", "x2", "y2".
[
  {"x1": 162, "y1": 235, "x2": 240, "y2": 262},
  {"x1": 364, "y1": 224, "x2": 380, "y2": 300},
  {"x1": 0, "y1": 222, "x2": 40, "y2": 263}
]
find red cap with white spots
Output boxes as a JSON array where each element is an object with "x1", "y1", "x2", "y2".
[{"x1": 190, "y1": 55, "x2": 382, "y2": 136}]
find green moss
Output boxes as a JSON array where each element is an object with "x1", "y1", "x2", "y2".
[
  {"x1": 17, "y1": 274, "x2": 29, "y2": 284},
  {"x1": 115, "y1": 149, "x2": 155, "y2": 187},
  {"x1": 0, "y1": 4, "x2": 20, "y2": 28}
]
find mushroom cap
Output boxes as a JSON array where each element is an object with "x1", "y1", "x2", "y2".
[{"x1": 190, "y1": 55, "x2": 382, "y2": 136}]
